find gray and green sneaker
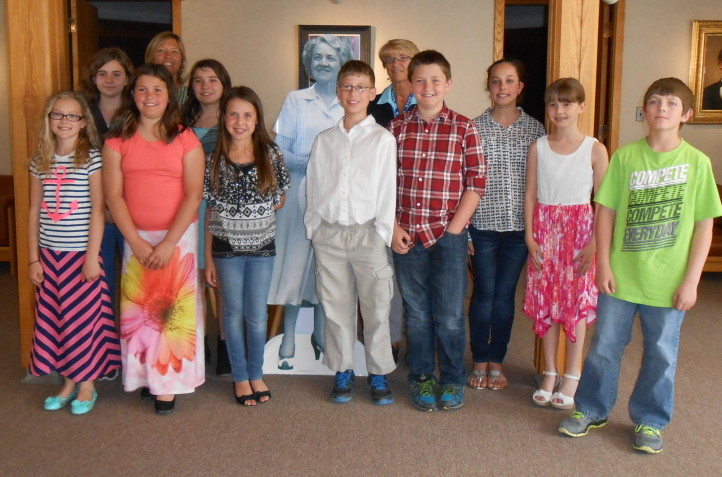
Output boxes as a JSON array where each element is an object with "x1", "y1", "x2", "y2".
[
  {"x1": 409, "y1": 374, "x2": 438, "y2": 411},
  {"x1": 558, "y1": 411, "x2": 608, "y2": 437},
  {"x1": 633, "y1": 425, "x2": 663, "y2": 454},
  {"x1": 438, "y1": 385, "x2": 464, "y2": 410}
]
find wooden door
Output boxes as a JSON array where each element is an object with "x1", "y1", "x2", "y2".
[
  {"x1": 594, "y1": 0, "x2": 625, "y2": 154},
  {"x1": 70, "y1": 0, "x2": 99, "y2": 87}
]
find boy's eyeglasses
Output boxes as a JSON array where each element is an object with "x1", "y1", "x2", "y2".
[
  {"x1": 338, "y1": 84, "x2": 371, "y2": 93},
  {"x1": 48, "y1": 112, "x2": 84, "y2": 122},
  {"x1": 384, "y1": 55, "x2": 411, "y2": 65}
]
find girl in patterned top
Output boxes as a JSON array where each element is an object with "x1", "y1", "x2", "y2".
[
  {"x1": 27, "y1": 91, "x2": 121, "y2": 415},
  {"x1": 204, "y1": 86, "x2": 290, "y2": 406},
  {"x1": 467, "y1": 60, "x2": 545, "y2": 391}
]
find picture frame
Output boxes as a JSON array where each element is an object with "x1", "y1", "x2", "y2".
[
  {"x1": 298, "y1": 25, "x2": 372, "y2": 89},
  {"x1": 689, "y1": 20, "x2": 722, "y2": 124}
]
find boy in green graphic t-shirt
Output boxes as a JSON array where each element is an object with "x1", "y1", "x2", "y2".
[{"x1": 558, "y1": 77, "x2": 722, "y2": 454}]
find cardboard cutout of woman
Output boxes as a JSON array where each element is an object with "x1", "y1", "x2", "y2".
[{"x1": 269, "y1": 35, "x2": 354, "y2": 370}]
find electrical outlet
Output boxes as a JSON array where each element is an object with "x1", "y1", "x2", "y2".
[{"x1": 635, "y1": 107, "x2": 644, "y2": 121}]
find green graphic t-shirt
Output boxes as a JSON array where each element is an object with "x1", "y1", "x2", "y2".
[{"x1": 595, "y1": 138, "x2": 722, "y2": 307}]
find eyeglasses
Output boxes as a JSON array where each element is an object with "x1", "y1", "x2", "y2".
[
  {"x1": 338, "y1": 84, "x2": 371, "y2": 93},
  {"x1": 384, "y1": 55, "x2": 411, "y2": 65},
  {"x1": 48, "y1": 112, "x2": 83, "y2": 122}
]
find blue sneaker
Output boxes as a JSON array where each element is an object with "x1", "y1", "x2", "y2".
[
  {"x1": 409, "y1": 374, "x2": 438, "y2": 411},
  {"x1": 439, "y1": 385, "x2": 464, "y2": 410},
  {"x1": 331, "y1": 369, "x2": 355, "y2": 403},
  {"x1": 368, "y1": 374, "x2": 393, "y2": 405}
]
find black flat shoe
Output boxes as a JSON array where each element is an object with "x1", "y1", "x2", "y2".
[
  {"x1": 140, "y1": 387, "x2": 155, "y2": 400},
  {"x1": 154, "y1": 397, "x2": 176, "y2": 415},
  {"x1": 254, "y1": 390, "x2": 272, "y2": 404}
]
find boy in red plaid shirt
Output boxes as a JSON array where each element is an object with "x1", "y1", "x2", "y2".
[{"x1": 389, "y1": 50, "x2": 486, "y2": 411}]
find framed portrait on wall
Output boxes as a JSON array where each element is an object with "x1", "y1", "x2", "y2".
[
  {"x1": 689, "y1": 20, "x2": 722, "y2": 123},
  {"x1": 298, "y1": 25, "x2": 372, "y2": 89}
]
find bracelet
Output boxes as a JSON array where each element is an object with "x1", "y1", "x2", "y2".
[{"x1": 28, "y1": 260, "x2": 39, "y2": 265}]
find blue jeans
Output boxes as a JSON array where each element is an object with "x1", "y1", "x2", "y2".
[
  {"x1": 468, "y1": 228, "x2": 527, "y2": 364},
  {"x1": 215, "y1": 254, "x2": 274, "y2": 382},
  {"x1": 100, "y1": 222, "x2": 124, "y2": 310},
  {"x1": 393, "y1": 230, "x2": 469, "y2": 386},
  {"x1": 575, "y1": 293, "x2": 685, "y2": 430}
]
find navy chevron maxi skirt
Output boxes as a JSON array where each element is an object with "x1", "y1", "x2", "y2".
[{"x1": 29, "y1": 248, "x2": 121, "y2": 381}]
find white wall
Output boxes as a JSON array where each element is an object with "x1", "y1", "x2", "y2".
[
  {"x1": 2, "y1": 0, "x2": 721, "y2": 182},
  {"x1": 181, "y1": 0, "x2": 495, "y2": 130},
  {"x1": 621, "y1": 0, "x2": 722, "y2": 179},
  {"x1": 0, "y1": 0, "x2": 11, "y2": 175}
]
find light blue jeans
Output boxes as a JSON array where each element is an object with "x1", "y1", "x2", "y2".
[
  {"x1": 215, "y1": 255, "x2": 274, "y2": 382},
  {"x1": 575, "y1": 293, "x2": 685, "y2": 430}
]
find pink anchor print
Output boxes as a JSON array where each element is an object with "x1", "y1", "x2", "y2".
[{"x1": 42, "y1": 165, "x2": 79, "y2": 222}]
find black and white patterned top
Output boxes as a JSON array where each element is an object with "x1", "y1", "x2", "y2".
[
  {"x1": 203, "y1": 144, "x2": 290, "y2": 257},
  {"x1": 471, "y1": 108, "x2": 545, "y2": 231}
]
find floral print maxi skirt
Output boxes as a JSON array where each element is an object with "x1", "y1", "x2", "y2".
[
  {"x1": 523, "y1": 203, "x2": 597, "y2": 341},
  {"x1": 120, "y1": 222, "x2": 205, "y2": 394}
]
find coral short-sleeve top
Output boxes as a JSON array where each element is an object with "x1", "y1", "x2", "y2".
[{"x1": 105, "y1": 128, "x2": 201, "y2": 231}]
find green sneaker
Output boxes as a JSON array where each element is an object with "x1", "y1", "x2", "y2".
[
  {"x1": 438, "y1": 385, "x2": 464, "y2": 410},
  {"x1": 409, "y1": 374, "x2": 438, "y2": 411},
  {"x1": 558, "y1": 411, "x2": 608, "y2": 437},
  {"x1": 633, "y1": 425, "x2": 663, "y2": 454}
]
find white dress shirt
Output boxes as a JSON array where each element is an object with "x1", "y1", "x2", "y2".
[{"x1": 304, "y1": 114, "x2": 397, "y2": 246}]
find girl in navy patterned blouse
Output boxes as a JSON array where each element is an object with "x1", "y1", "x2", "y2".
[
  {"x1": 203, "y1": 86, "x2": 290, "y2": 406},
  {"x1": 467, "y1": 60, "x2": 545, "y2": 391}
]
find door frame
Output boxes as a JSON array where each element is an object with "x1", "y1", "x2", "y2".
[{"x1": 8, "y1": 0, "x2": 181, "y2": 367}]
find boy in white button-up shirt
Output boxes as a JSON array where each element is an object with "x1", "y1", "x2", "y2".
[{"x1": 305, "y1": 60, "x2": 397, "y2": 405}]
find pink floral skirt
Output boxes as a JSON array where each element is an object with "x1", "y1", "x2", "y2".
[
  {"x1": 523, "y1": 203, "x2": 597, "y2": 341},
  {"x1": 120, "y1": 222, "x2": 205, "y2": 394}
]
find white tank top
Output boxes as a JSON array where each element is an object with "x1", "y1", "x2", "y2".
[{"x1": 536, "y1": 135, "x2": 596, "y2": 206}]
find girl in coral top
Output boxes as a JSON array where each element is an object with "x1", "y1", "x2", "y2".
[{"x1": 104, "y1": 63, "x2": 205, "y2": 415}]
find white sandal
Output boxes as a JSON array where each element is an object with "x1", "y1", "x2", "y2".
[
  {"x1": 551, "y1": 374, "x2": 580, "y2": 410},
  {"x1": 532, "y1": 371, "x2": 558, "y2": 407}
]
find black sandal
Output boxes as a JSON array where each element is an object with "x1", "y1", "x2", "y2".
[
  {"x1": 235, "y1": 394, "x2": 256, "y2": 406},
  {"x1": 254, "y1": 390, "x2": 272, "y2": 404},
  {"x1": 234, "y1": 383, "x2": 256, "y2": 406}
]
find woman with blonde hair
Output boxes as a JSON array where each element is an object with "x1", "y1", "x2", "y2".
[
  {"x1": 368, "y1": 39, "x2": 420, "y2": 127},
  {"x1": 145, "y1": 31, "x2": 189, "y2": 106},
  {"x1": 367, "y1": 38, "x2": 420, "y2": 363}
]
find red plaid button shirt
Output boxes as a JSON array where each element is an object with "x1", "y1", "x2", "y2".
[{"x1": 389, "y1": 105, "x2": 486, "y2": 248}]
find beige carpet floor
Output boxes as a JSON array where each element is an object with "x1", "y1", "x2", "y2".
[{"x1": 0, "y1": 263, "x2": 720, "y2": 476}]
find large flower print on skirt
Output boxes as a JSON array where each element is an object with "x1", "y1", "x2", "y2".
[{"x1": 121, "y1": 246, "x2": 197, "y2": 375}]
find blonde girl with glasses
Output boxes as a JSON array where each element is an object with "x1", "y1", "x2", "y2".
[{"x1": 27, "y1": 91, "x2": 121, "y2": 415}]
